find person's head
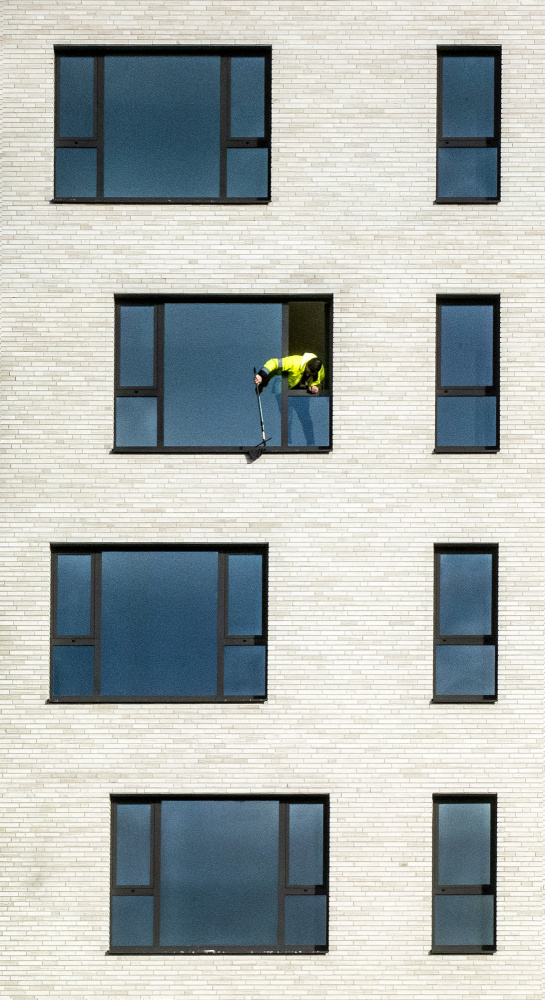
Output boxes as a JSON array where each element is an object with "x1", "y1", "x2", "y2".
[{"x1": 305, "y1": 357, "x2": 323, "y2": 377}]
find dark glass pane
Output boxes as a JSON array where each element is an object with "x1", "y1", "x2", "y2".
[
  {"x1": 435, "y1": 645, "x2": 496, "y2": 697},
  {"x1": 111, "y1": 895, "x2": 153, "y2": 947},
  {"x1": 227, "y1": 554, "x2": 262, "y2": 635},
  {"x1": 438, "y1": 802, "x2": 491, "y2": 884},
  {"x1": 289, "y1": 803, "x2": 324, "y2": 885},
  {"x1": 436, "y1": 397, "x2": 496, "y2": 448},
  {"x1": 439, "y1": 553, "x2": 493, "y2": 636},
  {"x1": 56, "y1": 554, "x2": 92, "y2": 635},
  {"x1": 288, "y1": 396, "x2": 330, "y2": 447},
  {"x1": 226, "y1": 148, "x2": 268, "y2": 198},
  {"x1": 55, "y1": 148, "x2": 97, "y2": 198},
  {"x1": 164, "y1": 303, "x2": 282, "y2": 447},
  {"x1": 119, "y1": 306, "x2": 155, "y2": 386},
  {"x1": 104, "y1": 56, "x2": 220, "y2": 198},
  {"x1": 230, "y1": 58, "x2": 265, "y2": 137},
  {"x1": 440, "y1": 305, "x2": 494, "y2": 386},
  {"x1": 100, "y1": 550, "x2": 218, "y2": 697},
  {"x1": 223, "y1": 646, "x2": 266, "y2": 697},
  {"x1": 284, "y1": 895, "x2": 327, "y2": 947},
  {"x1": 115, "y1": 397, "x2": 157, "y2": 447},
  {"x1": 442, "y1": 57, "x2": 495, "y2": 137},
  {"x1": 434, "y1": 895, "x2": 494, "y2": 947},
  {"x1": 160, "y1": 799, "x2": 279, "y2": 947},
  {"x1": 116, "y1": 804, "x2": 151, "y2": 886},
  {"x1": 437, "y1": 148, "x2": 498, "y2": 199},
  {"x1": 58, "y1": 57, "x2": 94, "y2": 137},
  {"x1": 51, "y1": 646, "x2": 94, "y2": 697}
]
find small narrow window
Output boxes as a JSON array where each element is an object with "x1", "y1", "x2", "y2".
[
  {"x1": 436, "y1": 47, "x2": 501, "y2": 203},
  {"x1": 114, "y1": 296, "x2": 332, "y2": 453},
  {"x1": 433, "y1": 545, "x2": 498, "y2": 702},
  {"x1": 110, "y1": 796, "x2": 329, "y2": 954},
  {"x1": 435, "y1": 296, "x2": 499, "y2": 452},
  {"x1": 50, "y1": 546, "x2": 267, "y2": 702},
  {"x1": 432, "y1": 795, "x2": 496, "y2": 953},
  {"x1": 54, "y1": 47, "x2": 271, "y2": 203}
]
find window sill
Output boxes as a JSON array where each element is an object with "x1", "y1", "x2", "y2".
[
  {"x1": 430, "y1": 946, "x2": 496, "y2": 955},
  {"x1": 110, "y1": 446, "x2": 332, "y2": 455},
  {"x1": 47, "y1": 696, "x2": 266, "y2": 704},
  {"x1": 107, "y1": 946, "x2": 328, "y2": 955},
  {"x1": 50, "y1": 197, "x2": 271, "y2": 205},
  {"x1": 434, "y1": 198, "x2": 500, "y2": 205},
  {"x1": 431, "y1": 696, "x2": 497, "y2": 704},
  {"x1": 433, "y1": 447, "x2": 499, "y2": 454}
]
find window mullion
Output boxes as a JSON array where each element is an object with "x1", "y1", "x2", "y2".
[
  {"x1": 155, "y1": 304, "x2": 164, "y2": 447},
  {"x1": 219, "y1": 57, "x2": 230, "y2": 198},
  {"x1": 93, "y1": 551, "x2": 101, "y2": 697},
  {"x1": 96, "y1": 56, "x2": 105, "y2": 198},
  {"x1": 217, "y1": 553, "x2": 227, "y2": 696},
  {"x1": 277, "y1": 801, "x2": 288, "y2": 947}
]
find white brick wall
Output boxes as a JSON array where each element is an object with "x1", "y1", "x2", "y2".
[{"x1": 2, "y1": 2, "x2": 543, "y2": 998}]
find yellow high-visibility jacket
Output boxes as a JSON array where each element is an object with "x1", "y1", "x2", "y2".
[{"x1": 261, "y1": 353, "x2": 325, "y2": 389}]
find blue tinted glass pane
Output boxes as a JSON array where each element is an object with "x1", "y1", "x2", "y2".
[
  {"x1": 223, "y1": 646, "x2": 266, "y2": 697},
  {"x1": 227, "y1": 148, "x2": 269, "y2": 198},
  {"x1": 119, "y1": 306, "x2": 155, "y2": 386},
  {"x1": 115, "y1": 397, "x2": 157, "y2": 447},
  {"x1": 288, "y1": 396, "x2": 330, "y2": 447},
  {"x1": 435, "y1": 645, "x2": 496, "y2": 697},
  {"x1": 59, "y1": 57, "x2": 94, "y2": 137},
  {"x1": 437, "y1": 148, "x2": 498, "y2": 199},
  {"x1": 116, "y1": 804, "x2": 151, "y2": 885},
  {"x1": 51, "y1": 646, "x2": 94, "y2": 697},
  {"x1": 440, "y1": 306, "x2": 494, "y2": 386},
  {"x1": 228, "y1": 555, "x2": 262, "y2": 635},
  {"x1": 160, "y1": 799, "x2": 279, "y2": 947},
  {"x1": 111, "y1": 896, "x2": 153, "y2": 947},
  {"x1": 434, "y1": 895, "x2": 494, "y2": 947},
  {"x1": 104, "y1": 56, "x2": 220, "y2": 198},
  {"x1": 55, "y1": 148, "x2": 97, "y2": 198},
  {"x1": 438, "y1": 803, "x2": 491, "y2": 884},
  {"x1": 442, "y1": 57, "x2": 495, "y2": 137},
  {"x1": 164, "y1": 303, "x2": 282, "y2": 447},
  {"x1": 230, "y1": 58, "x2": 265, "y2": 137},
  {"x1": 289, "y1": 804, "x2": 324, "y2": 885},
  {"x1": 436, "y1": 397, "x2": 496, "y2": 448},
  {"x1": 56, "y1": 554, "x2": 92, "y2": 635},
  {"x1": 100, "y1": 551, "x2": 218, "y2": 697},
  {"x1": 439, "y1": 553, "x2": 493, "y2": 635},
  {"x1": 284, "y1": 895, "x2": 327, "y2": 947}
]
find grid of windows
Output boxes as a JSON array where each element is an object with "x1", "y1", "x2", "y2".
[{"x1": 110, "y1": 796, "x2": 329, "y2": 954}]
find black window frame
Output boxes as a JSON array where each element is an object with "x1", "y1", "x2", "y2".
[
  {"x1": 436, "y1": 45, "x2": 501, "y2": 204},
  {"x1": 432, "y1": 794, "x2": 497, "y2": 954},
  {"x1": 435, "y1": 294, "x2": 500, "y2": 454},
  {"x1": 433, "y1": 544, "x2": 498, "y2": 704},
  {"x1": 112, "y1": 294, "x2": 333, "y2": 454},
  {"x1": 109, "y1": 794, "x2": 329, "y2": 955},
  {"x1": 49, "y1": 543, "x2": 267, "y2": 703},
  {"x1": 53, "y1": 45, "x2": 272, "y2": 204}
]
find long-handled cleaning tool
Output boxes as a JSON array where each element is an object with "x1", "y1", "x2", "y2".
[{"x1": 246, "y1": 368, "x2": 271, "y2": 461}]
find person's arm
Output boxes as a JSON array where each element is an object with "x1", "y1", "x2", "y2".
[
  {"x1": 254, "y1": 357, "x2": 282, "y2": 386},
  {"x1": 307, "y1": 364, "x2": 325, "y2": 393}
]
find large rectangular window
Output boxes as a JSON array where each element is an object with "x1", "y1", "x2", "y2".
[
  {"x1": 50, "y1": 546, "x2": 267, "y2": 702},
  {"x1": 110, "y1": 796, "x2": 329, "y2": 954},
  {"x1": 436, "y1": 47, "x2": 501, "y2": 203},
  {"x1": 54, "y1": 47, "x2": 271, "y2": 203},
  {"x1": 432, "y1": 795, "x2": 496, "y2": 953},
  {"x1": 436, "y1": 296, "x2": 500, "y2": 452},
  {"x1": 433, "y1": 545, "x2": 498, "y2": 702},
  {"x1": 113, "y1": 296, "x2": 332, "y2": 452}
]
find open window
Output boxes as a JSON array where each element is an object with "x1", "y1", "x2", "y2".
[{"x1": 113, "y1": 296, "x2": 332, "y2": 452}]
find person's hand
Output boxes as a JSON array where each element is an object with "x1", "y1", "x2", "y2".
[
  {"x1": 308, "y1": 385, "x2": 319, "y2": 394},
  {"x1": 254, "y1": 373, "x2": 262, "y2": 386}
]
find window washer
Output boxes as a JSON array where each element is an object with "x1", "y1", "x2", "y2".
[{"x1": 253, "y1": 354, "x2": 325, "y2": 393}]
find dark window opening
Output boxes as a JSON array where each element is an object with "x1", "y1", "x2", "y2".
[
  {"x1": 435, "y1": 296, "x2": 500, "y2": 452},
  {"x1": 54, "y1": 47, "x2": 271, "y2": 203},
  {"x1": 432, "y1": 795, "x2": 496, "y2": 953},
  {"x1": 109, "y1": 795, "x2": 329, "y2": 954},
  {"x1": 433, "y1": 545, "x2": 498, "y2": 702},
  {"x1": 50, "y1": 545, "x2": 267, "y2": 702},
  {"x1": 436, "y1": 47, "x2": 501, "y2": 203},
  {"x1": 113, "y1": 296, "x2": 332, "y2": 453}
]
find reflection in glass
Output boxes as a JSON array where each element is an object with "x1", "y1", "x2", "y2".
[
  {"x1": 56, "y1": 554, "x2": 92, "y2": 635},
  {"x1": 440, "y1": 305, "x2": 493, "y2": 386},
  {"x1": 55, "y1": 148, "x2": 97, "y2": 198},
  {"x1": 437, "y1": 147, "x2": 498, "y2": 199},
  {"x1": 289, "y1": 803, "x2": 324, "y2": 885},
  {"x1": 442, "y1": 57, "x2": 495, "y2": 137},
  {"x1": 230, "y1": 58, "x2": 265, "y2": 137},
  {"x1": 115, "y1": 397, "x2": 157, "y2": 447},
  {"x1": 436, "y1": 396, "x2": 496, "y2": 448},
  {"x1": 111, "y1": 896, "x2": 154, "y2": 947},
  {"x1": 116, "y1": 803, "x2": 151, "y2": 886},
  {"x1": 438, "y1": 802, "x2": 491, "y2": 884},
  {"x1": 284, "y1": 896, "x2": 327, "y2": 947},
  {"x1": 435, "y1": 645, "x2": 496, "y2": 697},
  {"x1": 226, "y1": 148, "x2": 269, "y2": 198},
  {"x1": 223, "y1": 646, "x2": 266, "y2": 696},
  {"x1": 228, "y1": 554, "x2": 262, "y2": 635},
  {"x1": 160, "y1": 799, "x2": 279, "y2": 946},
  {"x1": 59, "y1": 57, "x2": 94, "y2": 137},
  {"x1": 439, "y1": 553, "x2": 492, "y2": 635},
  {"x1": 119, "y1": 306, "x2": 155, "y2": 386},
  {"x1": 288, "y1": 396, "x2": 330, "y2": 447},
  {"x1": 51, "y1": 646, "x2": 94, "y2": 698},
  {"x1": 434, "y1": 894, "x2": 494, "y2": 946}
]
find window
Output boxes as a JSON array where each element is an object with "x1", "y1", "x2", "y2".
[
  {"x1": 113, "y1": 296, "x2": 332, "y2": 452},
  {"x1": 433, "y1": 545, "x2": 498, "y2": 702},
  {"x1": 432, "y1": 795, "x2": 496, "y2": 953},
  {"x1": 50, "y1": 546, "x2": 267, "y2": 702},
  {"x1": 436, "y1": 47, "x2": 501, "y2": 203},
  {"x1": 110, "y1": 795, "x2": 329, "y2": 954},
  {"x1": 54, "y1": 47, "x2": 271, "y2": 202},
  {"x1": 435, "y1": 296, "x2": 500, "y2": 452}
]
